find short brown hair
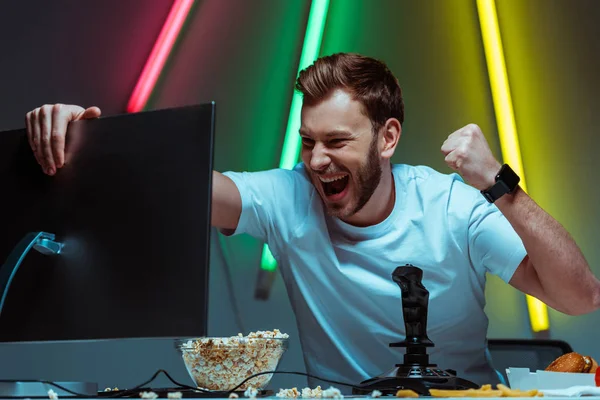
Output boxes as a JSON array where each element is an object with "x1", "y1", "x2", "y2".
[{"x1": 296, "y1": 53, "x2": 404, "y2": 132}]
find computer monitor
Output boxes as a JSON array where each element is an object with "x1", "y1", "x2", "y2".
[{"x1": 0, "y1": 103, "x2": 215, "y2": 342}]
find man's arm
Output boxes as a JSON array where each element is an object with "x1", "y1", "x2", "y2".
[
  {"x1": 212, "y1": 171, "x2": 242, "y2": 230},
  {"x1": 442, "y1": 123, "x2": 600, "y2": 316},
  {"x1": 26, "y1": 104, "x2": 243, "y2": 232},
  {"x1": 497, "y1": 187, "x2": 600, "y2": 315}
]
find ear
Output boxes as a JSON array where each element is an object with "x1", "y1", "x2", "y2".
[{"x1": 380, "y1": 118, "x2": 401, "y2": 160}]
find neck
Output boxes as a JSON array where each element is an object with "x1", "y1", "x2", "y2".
[{"x1": 341, "y1": 165, "x2": 395, "y2": 227}]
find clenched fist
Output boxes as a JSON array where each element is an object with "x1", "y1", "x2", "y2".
[{"x1": 441, "y1": 123, "x2": 502, "y2": 191}]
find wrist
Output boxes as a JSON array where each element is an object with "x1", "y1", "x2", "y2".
[
  {"x1": 482, "y1": 162, "x2": 502, "y2": 190},
  {"x1": 480, "y1": 163, "x2": 520, "y2": 203}
]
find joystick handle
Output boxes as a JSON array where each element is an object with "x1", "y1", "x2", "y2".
[{"x1": 390, "y1": 265, "x2": 434, "y2": 348}]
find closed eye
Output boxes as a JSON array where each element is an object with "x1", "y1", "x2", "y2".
[
  {"x1": 301, "y1": 137, "x2": 315, "y2": 148},
  {"x1": 328, "y1": 139, "x2": 347, "y2": 147}
]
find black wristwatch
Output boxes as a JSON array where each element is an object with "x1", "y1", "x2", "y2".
[{"x1": 480, "y1": 164, "x2": 520, "y2": 203}]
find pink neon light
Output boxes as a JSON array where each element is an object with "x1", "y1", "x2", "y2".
[{"x1": 127, "y1": 0, "x2": 195, "y2": 112}]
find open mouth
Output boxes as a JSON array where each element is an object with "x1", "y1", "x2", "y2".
[{"x1": 319, "y1": 174, "x2": 350, "y2": 198}]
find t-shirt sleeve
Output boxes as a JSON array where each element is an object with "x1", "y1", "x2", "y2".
[
  {"x1": 467, "y1": 192, "x2": 527, "y2": 283},
  {"x1": 221, "y1": 168, "x2": 300, "y2": 243}
]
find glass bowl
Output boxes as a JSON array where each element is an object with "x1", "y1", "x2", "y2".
[{"x1": 174, "y1": 333, "x2": 289, "y2": 392}]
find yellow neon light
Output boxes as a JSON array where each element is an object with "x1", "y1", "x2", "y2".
[{"x1": 476, "y1": 0, "x2": 549, "y2": 333}]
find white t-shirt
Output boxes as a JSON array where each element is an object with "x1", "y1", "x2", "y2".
[{"x1": 223, "y1": 163, "x2": 526, "y2": 390}]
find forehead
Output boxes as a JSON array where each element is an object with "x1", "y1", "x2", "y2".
[{"x1": 300, "y1": 89, "x2": 371, "y2": 136}]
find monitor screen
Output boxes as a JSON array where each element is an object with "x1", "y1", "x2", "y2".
[{"x1": 0, "y1": 103, "x2": 215, "y2": 342}]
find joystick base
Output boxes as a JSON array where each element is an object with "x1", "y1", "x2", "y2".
[{"x1": 352, "y1": 364, "x2": 479, "y2": 396}]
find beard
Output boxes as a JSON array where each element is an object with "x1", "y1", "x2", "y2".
[{"x1": 325, "y1": 133, "x2": 383, "y2": 219}]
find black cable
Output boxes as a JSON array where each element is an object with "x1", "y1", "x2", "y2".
[
  {"x1": 34, "y1": 369, "x2": 208, "y2": 398},
  {"x1": 25, "y1": 368, "x2": 360, "y2": 398},
  {"x1": 0, "y1": 379, "x2": 92, "y2": 398},
  {"x1": 39, "y1": 381, "x2": 91, "y2": 397},
  {"x1": 99, "y1": 369, "x2": 210, "y2": 398},
  {"x1": 226, "y1": 370, "x2": 359, "y2": 393}
]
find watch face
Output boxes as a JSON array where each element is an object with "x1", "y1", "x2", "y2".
[{"x1": 499, "y1": 164, "x2": 520, "y2": 191}]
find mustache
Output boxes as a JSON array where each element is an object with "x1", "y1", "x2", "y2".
[{"x1": 311, "y1": 167, "x2": 348, "y2": 176}]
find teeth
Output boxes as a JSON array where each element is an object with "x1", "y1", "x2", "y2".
[{"x1": 319, "y1": 174, "x2": 348, "y2": 183}]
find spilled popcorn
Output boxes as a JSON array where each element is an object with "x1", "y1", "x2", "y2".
[
  {"x1": 229, "y1": 393, "x2": 239, "y2": 399},
  {"x1": 180, "y1": 330, "x2": 289, "y2": 391},
  {"x1": 48, "y1": 389, "x2": 58, "y2": 400},
  {"x1": 167, "y1": 392, "x2": 183, "y2": 399},
  {"x1": 276, "y1": 387, "x2": 301, "y2": 398},
  {"x1": 275, "y1": 385, "x2": 343, "y2": 398},
  {"x1": 322, "y1": 387, "x2": 343, "y2": 399},
  {"x1": 302, "y1": 386, "x2": 323, "y2": 398},
  {"x1": 244, "y1": 386, "x2": 259, "y2": 398},
  {"x1": 139, "y1": 391, "x2": 158, "y2": 399},
  {"x1": 371, "y1": 390, "x2": 382, "y2": 398}
]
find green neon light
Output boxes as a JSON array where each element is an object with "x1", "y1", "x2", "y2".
[
  {"x1": 261, "y1": 244, "x2": 278, "y2": 272},
  {"x1": 261, "y1": 0, "x2": 331, "y2": 272},
  {"x1": 280, "y1": 0, "x2": 330, "y2": 169}
]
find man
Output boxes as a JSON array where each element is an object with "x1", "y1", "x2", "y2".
[{"x1": 25, "y1": 53, "x2": 600, "y2": 389}]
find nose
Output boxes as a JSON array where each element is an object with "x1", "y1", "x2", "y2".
[{"x1": 309, "y1": 143, "x2": 331, "y2": 172}]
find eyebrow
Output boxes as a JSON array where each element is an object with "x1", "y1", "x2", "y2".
[{"x1": 299, "y1": 129, "x2": 355, "y2": 138}]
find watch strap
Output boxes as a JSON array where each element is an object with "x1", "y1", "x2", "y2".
[{"x1": 481, "y1": 180, "x2": 512, "y2": 203}]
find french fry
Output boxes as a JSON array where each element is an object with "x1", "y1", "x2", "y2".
[
  {"x1": 395, "y1": 389, "x2": 420, "y2": 398},
  {"x1": 497, "y1": 384, "x2": 540, "y2": 397},
  {"x1": 394, "y1": 383, "x2": 543, "y2": 398},
  {"x1": 429, "y1": 389, "x2": 503, "y2": 397}
]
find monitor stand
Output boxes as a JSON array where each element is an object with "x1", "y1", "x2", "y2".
[
  {"x1": 0, "y1": 381, "x2": 97, "y2": 398},
  {"x1": 0, "y1": 232, "x2": 96, "y2": 398}
]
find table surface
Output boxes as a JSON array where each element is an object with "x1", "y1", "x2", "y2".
[
  {"x1": 0, "y1": 397, "x2": 591, "y2": 400},
  {"x1": 1, "y1": 397, "x2": 594, "y2": 400}
]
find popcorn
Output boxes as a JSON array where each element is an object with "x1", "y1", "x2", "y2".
[
  {"x1": 180, "y1": 330, "x2": 288, "y2": 391},
  {"x1": 276, "y1": 386, "x2": 323, "y2": 398},
  {"x1": 303, "y1": 386, "x2": 323, "y2": 398},
  {"x1": 371, "y1": 390, "x2": 382, "y2": 398},
  {"x1": 276, "y1": 387, "x2": 300, "y2": 398},
  {"x1": 167, "y1": 392, "x2": 183, "y2": 399},
  {"x1": 322, "y1": 387, "x2": 343, "y2": 399},
  {"x1": 48, "y1": 389, "x2": 58, "y2": 400},
  {"x1": 229, "y1": 394, "x2": 239, "y2": 399},
  {"x1": 244, "y1": 386, "x2": 258, "y2": 398},
  {"x1": 139, "y1": 392, "x2": 158, "y2": 399}
]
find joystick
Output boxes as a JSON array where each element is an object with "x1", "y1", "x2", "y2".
[
  {"x1": 390, "y1": 266, "x2": 434, "y2": 351},
  {"x1": 352, "y1": 265, "x2": 479, "y2": 396}
]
